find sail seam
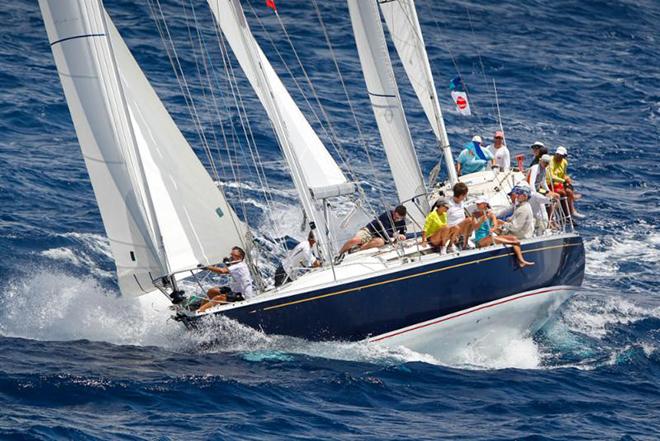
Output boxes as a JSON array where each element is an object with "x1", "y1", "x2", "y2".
[{"x1": 50, "y1": 33, "x2": 106, "y2": 46}]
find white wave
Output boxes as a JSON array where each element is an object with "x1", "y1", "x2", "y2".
[
  {"x1": 187, "y1": 314, "x2": 439, "y2": 366},
  {"x1": 562, "y1": 295, "x2": 660, "y2": 339},
  {"x1": 434, "y1": 331, "x2": 543, "y2": 370},
  {"x1": 0, "y1": 270, "x2": 184, "y2": 347},
  {"x1": 585, "y1": 227, "x2": 659, "y2": 279},
  {"x1": 40, "y1": 247, "x2": 113, "y2": 279}
]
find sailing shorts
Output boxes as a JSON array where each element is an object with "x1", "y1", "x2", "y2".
[
  {"x1": 218, "y1": 286, "x2": 244, "y2": 302},
  {"x1": 357, "y1": 228, "x2": 373, "y2": 245}
]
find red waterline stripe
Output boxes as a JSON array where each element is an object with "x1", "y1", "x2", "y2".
[{"x1": 371, "y1": 287, "x2": 566, "y2": 342}]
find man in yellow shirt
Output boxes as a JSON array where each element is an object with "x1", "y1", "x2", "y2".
[
  {"x1": 547, "y1": 146, "x2": 583, "y2": 219},
  {"x1": 421, "y1": 199, "x2": 456, "y2": 254}
]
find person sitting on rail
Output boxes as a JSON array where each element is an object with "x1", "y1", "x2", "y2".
[
  {"x1": 337, "y1": 205, "x2": 407, "y2": 259},
  {"x1": 547, "y1": 146, "x2": 584, "y2": 219},
  {"x1": 486, "y1": 130, "x2": 510, "y2": 172},
  {"x1": 421, "y1": 198, "x2": 456, "y2": 255},
  {"x1": 197, "y1": 246, "x2": 254, "y2": 313},
  {"x1": 527, "y1": 154, "x2": 559, "y2": 234},
  {"x1": 474, "y1": 195, "x2": 535, "y2": 268},
  {"x1": 274, "y1": 231, "x2": 321, "y2": 287},
  {"x1": 446, "y1": 182, "x2": 477, "y2": 251},
  {"x1": 456, "y1": 135, "x2": 493, "y2": 176}
]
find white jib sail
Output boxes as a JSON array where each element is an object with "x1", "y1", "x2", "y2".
[
  {"x1": 207, "y1": 0, "x2": 349, "y2": 257},
  {"x1": 379, "y1": 0, "x2": 458, "y2": 185},
  {"x1": 40, "y1": 0, "x2": 244, "y2": 297},
  {"x1": 347, "y1": 0, "x2": 428, "y2": 226}
]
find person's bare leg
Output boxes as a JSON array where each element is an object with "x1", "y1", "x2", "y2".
[
  {"x1": 360, "y1": 237, "x2": 385, "y2": 251},
  {"x1": 459, "y1": 218, "x2": 474, "y2": 247},
  {"x1": 197, "y1": 294, "x2": 228, "y2": 313},
  {"x1": 511, "y1": 244, "x2": 534, "y2": 268},
  {"x1": 429, "y1": 227, "x2": 451, "y2": 247},
  {"x1": 478, "y1": 236, "x2": 494, "y2": 248},
  {"x1": 339, "y1": 235, "x2": 362, "y2": 255},
  {"x1": 566, "y1": 188, "x2": 576, "y2": 213}
]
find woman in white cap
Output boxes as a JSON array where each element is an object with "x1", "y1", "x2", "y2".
[
  {"x1": 547, "y1": 146, "x2": 583, "y2": 219},
  {"x1": 529, "y1": 141, "x2": 547, "y2": 168},
  {"x1": 527, "y1": 154, "x2": 559, "y2": 233}
]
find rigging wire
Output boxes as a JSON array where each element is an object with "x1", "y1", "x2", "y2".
[
  {"x1": 423, "y1": 0, "x2": 486, "y2": 129},
  {"x1": 245, "y1": 1, "x2": 358, "y2": 187},
  {"x1": 145, "y1": 0, "x2": 220, "y2": 182},
  {"x1": 309, "y1": 0, "x2": 389, "y2": 217}
]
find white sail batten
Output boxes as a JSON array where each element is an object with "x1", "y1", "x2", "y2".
[
  {"x1": 379, "y1": 0, "x2": 457, "y2": 185},
  {"x1": 207, "y1": 0, "x2": 348, "y2": 257},
  {"x1": 39, "y1": 0, "x2": 245, "y2": 297},
  {"x1": 347, "y1": 0, "x2": 428, "y2": 226}
]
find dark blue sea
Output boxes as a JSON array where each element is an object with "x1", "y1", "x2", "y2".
[{"x1": 1, "y1": 0, "x2": 659, "y2": 439}]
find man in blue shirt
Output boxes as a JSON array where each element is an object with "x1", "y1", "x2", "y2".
[
  {"x1": 336, "y1": 205, "x2": 407, "y2": 259},
  {"x1": 456, "y1": 135, "x2": 493, "y2": 176}
]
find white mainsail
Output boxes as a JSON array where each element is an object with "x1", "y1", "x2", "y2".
[
  {"x1": 207, "y1": 0, "x2": 351, "y2": 257},
  {"x1": 379, "y1": 0, "x2": 457, "y2": 184},
  {"x1": 39, "y1": 0, "x2": 245, "y2": 297},
  {"x1": 347, "y1": 0, "x2": 428, "y2": 226}
]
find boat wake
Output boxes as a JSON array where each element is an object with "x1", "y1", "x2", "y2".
[{"x1": 1, "y1": 266, "x2": 656, "y2": 371}]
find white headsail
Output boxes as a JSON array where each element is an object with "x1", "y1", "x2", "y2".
[
  {"x1": 207, "y1": 0, "x2": 352, "y2": 257},
  {"x1": 39, "y1": 0, "x2": 245, "y2": 297},
  {"x1": 347, "y1": 0, "x2": 428, "y2": 226},
  {"x1": 378, "y1": 0, "x2": 457, "y2": 184}
]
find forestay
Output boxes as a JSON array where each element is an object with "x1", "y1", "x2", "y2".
[
  {"x1": 347, "y1": 0, "x2": 428, "y2": 227},
  {"x1": 39, "y1": 0, "x2": 245, "y2": 297},
  {"x1": 378, "y1": 0, "x2": 457, "y2": 184},
  {"x1": 207, "y1": 0, "x2": 350, "y2": 257}
]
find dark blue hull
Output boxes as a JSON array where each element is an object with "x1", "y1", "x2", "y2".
[{"x1": 185, "y1": 235, "x2": 584, "y2": 341}]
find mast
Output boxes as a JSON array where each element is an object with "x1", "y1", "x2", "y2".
[
  {"x1": 379, "y1": 0, "x2": 458, "y2": 185},
  {"x1": 347, "y1": 0, "x2": 429, "y2": 226},
  {"x1": 208, "y1": 0, "x2": 352, "y2": 260}
]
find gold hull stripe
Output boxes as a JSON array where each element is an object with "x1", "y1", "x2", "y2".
[{"x1": 260, "y1": 242, "x2": 581, "y2": 313}]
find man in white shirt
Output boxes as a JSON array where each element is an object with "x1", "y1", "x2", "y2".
[
  {"x1": 198, "y1": 246, "x2": 254, "y2": 312},
  {"x1": 274, "y1": 232, "x2": 320, "y2": 287},
  {"x1": 487, "y1": 130, "x2": 510, "y2": 172},
  {"x1": 446, "y1": 182, "x2": 477, "y2": 251}
]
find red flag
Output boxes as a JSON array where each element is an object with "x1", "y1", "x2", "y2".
[{"x1": 266, "y1": 0, "x2": 277, "y2": 11}]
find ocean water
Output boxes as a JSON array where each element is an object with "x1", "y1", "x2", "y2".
[{"x1": 1, "y1": 0, "x2": 659, "y2": 439}]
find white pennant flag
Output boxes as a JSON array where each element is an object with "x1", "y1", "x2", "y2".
[{"x1": 451, "y1": 90, "x2": 471, "y2": 116}]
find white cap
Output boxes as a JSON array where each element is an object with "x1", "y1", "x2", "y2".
[
  {"x1": 474, "y1": 197, "x2": 490, "y2": 207},
  {"x1": 556, "y1": 146, "x2": 568, "y2": 156},
  {"x1": 531, "y1": 141, "x2": 545, "y2": 148},
  {"x1": 472, "y1": 135, "x2": 483, "y2": 144},
  {"x1": 540, "y1": 154, "x2": 552, "y2": 163}
]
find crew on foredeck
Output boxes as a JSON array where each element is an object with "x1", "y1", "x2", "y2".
[{"x1": 198, "y1": 246, "x2": 254, "y2": 312}]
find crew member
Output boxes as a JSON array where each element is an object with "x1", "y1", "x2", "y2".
[
  {"x1": 274, "y1": 231, "x2": 320, "y2": 287},
  {"x1": 337, "y1": 205, "x2": 407, "y2": 259},
  {"x1": 198, "y1": 246, "x2": 254, "y2": 313}
]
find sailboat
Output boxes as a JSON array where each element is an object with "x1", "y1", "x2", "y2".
[{"x1": 39, "y1": 0, "x2": 584, "y2": 359}]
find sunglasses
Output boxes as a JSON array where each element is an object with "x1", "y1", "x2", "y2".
[{"x1": 495, "y1": 136, "x2": 503, "y2": 140}]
